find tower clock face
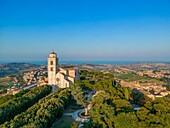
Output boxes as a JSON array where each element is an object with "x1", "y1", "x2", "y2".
[{"x1": 56, "y1": 78, "x2": 60, "y2": 81}]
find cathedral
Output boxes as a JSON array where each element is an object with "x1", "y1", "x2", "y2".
[{"x1": 47, "y1": 51, "x2": 80, "y2": 88}]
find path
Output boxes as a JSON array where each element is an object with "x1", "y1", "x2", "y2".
[
  {"x1": 63, "y1": 90, "x2": 96, "y2": 127},
  {"x1": 63, "y1": 113, "x2": 73, "y2": 116},
  {"x1": 52, "y1": 85, "x2": 58, "y2": 92},
  {"x1": 63, "y1": 109, "x2": 89, "y2": 122},
  {"x1": 52, "y1": 90, "x2": 96, "y2": 128},
  {"x1": 23, "y1": 82, "x2": 39, "y2": 90}
]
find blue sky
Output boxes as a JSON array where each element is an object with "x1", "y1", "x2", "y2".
[{"x1": 0, "y1": 0, "x2": 170, "y2": 61}]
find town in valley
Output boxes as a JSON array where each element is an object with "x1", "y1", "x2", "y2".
[
  {"x1": 1, "y1": 53, "x2": 169, "y2": 100},
  {"x1": 0, "y1": 52, "x2": 170, "y2": 127}
]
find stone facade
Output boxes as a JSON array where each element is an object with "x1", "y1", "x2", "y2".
[{"x1": 47, "y1": 52, "x2": 80, "y2": 88}]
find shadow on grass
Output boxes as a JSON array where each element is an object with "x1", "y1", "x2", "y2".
[{"x1": 51, "y1": 116, "x2": 73, "y2": 128}]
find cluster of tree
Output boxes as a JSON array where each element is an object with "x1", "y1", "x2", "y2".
[
  {"x1": 160, "y1": 77, "x2": 169, "y2": 83},
  {"x1": 0, "y1": 88, "x2": 71, "y2": 128},
  {"x1": 0, "y1": 85, "x2": 52, "y2": 124},
  {"x1": 87, "y1": 87, "x2": 134, "y2": 127},
  {"x1": 87, "y1": 89, "x2": 170, "y2": 127},
  {"x1": 80, "y1": 70, "x2": 170, "y2": 128},
  {"x1": 131, "y1": 91, "x2": 150, "y2": 106},
  {"x1": 81, "y1": 70, "x2": 114, "y2": 81},
  {"x1": 69, "y1": 83, "x2": 86, "y2": 108},
  {"x1": 136, "y1": 97, "x2": 170, "y2": 127},
  {"x1": 79, "y1": 78, "x2": 115, "y2": 91},
  {"x1": 80, "y1": 70, "x2": 152, "y2": 105},
  {"x1": 80, "y1": 70, "x2": 130, "y2": 98},
  {"x1": 0, "y1": 89, "x2": 30, "y2": 104}
]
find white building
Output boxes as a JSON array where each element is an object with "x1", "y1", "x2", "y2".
[{"x1": 48, "y1": 51, "x2": 80, "y2": 88}]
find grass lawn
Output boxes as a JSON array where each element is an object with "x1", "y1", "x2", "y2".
[
  {"x1": 117, "y1": 73, "x2": 135, "y2": 80},
  {"x1": 117, "y1": 73, "x2": 162, "y2": 82},
  {"x1": 64, "y1": 102, "x2": 81, "y2": 113},
  {"x1": 52, "y1": 116, "x2": 73, "y2": 128}
]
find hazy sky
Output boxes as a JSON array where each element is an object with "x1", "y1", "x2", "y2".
[{"x1": 0, "y1": 0, "x2": 170, "y2": 61}]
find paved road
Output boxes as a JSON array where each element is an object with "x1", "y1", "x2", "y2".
[
  {"x1": 63, "y1": 109, "x2": 89, "y2": 122},
  {"x1": 62, "y1": 90, "x2": 96, "y2": 128},
  {"x1": 63, "y1": 113, "x2": 73, "y2": 116},
  {"x1": 23, "y1": 82, "x2": 39, "y2": 90},
  {"x1": 52, "y1": 85, "x2": 58, "y2": 92}
]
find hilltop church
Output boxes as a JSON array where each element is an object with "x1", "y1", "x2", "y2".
[{"x1": 47, "y1": 51, "x2": 80, "y2": 88}]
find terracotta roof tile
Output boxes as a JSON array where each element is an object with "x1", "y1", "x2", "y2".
[{"x1": 50, "y1": 51, "x2": 56, "y2": 54}]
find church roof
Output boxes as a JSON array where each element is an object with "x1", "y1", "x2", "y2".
[
  {"x1": 50, "y1": 51, "x2": 56, "y2": 54},
  {"x1": 61, "y1": 67, "x2": 78, "y2": 71}
]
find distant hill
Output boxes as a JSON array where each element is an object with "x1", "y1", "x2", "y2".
[
  {"x1": 0, "y1": 63, "x2": 40, "y2": 77},
  {"x1": 121, "y1": 62, "x2": 170, "y2": 71}
]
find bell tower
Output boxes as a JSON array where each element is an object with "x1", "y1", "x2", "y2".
[{"x1": 48, "y1": 51, "x2": 58, "y2": 85}]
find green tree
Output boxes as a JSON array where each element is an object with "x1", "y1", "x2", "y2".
[
  {"x1": 136, "y1": 107, "x2": 150, "y2": 121},
  {"x1": 124, "y1": 88, "x2": 129, "y2": 100},
  {"x1": 114, "y1": 112, "x2": 138, "y2": 128},
  {"x1": 69, "y1": 83, "x2": 86, "y2": 107},
  {"x1": 0, "y1": 85, "x2": 51, "y2": 124},
  {"x1": 0, "y1": 89, "x2": 71, "y2": 128}
]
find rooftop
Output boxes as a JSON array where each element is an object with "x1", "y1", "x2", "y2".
[
  {"x1": 50, "y1": 51, "x2": 56, "y2": 54},
  {"x1": 61, "y1": 67, "x2": 79, "y2": 71}
]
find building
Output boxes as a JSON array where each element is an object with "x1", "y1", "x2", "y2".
[{"x1": 48, "y1": 51, "x2": 80, "y2": 88}]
